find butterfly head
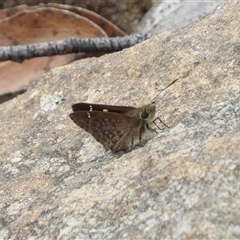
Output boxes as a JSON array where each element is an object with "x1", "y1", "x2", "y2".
[{"x1": 140, "y1": 102, "x2": 156, "y2": 123}]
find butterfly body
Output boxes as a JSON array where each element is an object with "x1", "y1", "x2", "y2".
[{"x1": 69, "y1": 102, "x2": 157, "y2": 152}]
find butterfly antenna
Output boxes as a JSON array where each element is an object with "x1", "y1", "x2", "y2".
[
  {"x1": 150, "y1": 78, "x2": 179, "y2": 130},
  {"x1": 150, "y1": 78, "x2": 179, "y2": 103}
]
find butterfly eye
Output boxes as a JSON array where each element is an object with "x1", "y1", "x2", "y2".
[{"x1": 141, "y1": 110, "x2": 149, "y2": 119}]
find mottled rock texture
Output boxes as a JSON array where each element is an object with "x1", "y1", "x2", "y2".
[{"x1": 0, "y1": 1, "x2": 239, "y2": 239}]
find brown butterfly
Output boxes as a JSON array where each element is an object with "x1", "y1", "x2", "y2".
[{"x1": 69, "y1": 102, "x2": 169, "y2": 152}]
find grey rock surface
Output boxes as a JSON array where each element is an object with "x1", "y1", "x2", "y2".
[
  {"x1": 0, "y1": 0, "x2": 240, "y2": 239},
  {"x1": 137, "y1": 0, "x2": 227, "y2": 34}
]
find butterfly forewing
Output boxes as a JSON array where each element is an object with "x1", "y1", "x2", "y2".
[{"x1": 72, "y1": 103, "x2": 136, "y2": 114}]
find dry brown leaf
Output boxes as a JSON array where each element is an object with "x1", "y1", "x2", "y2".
[
  {"x1": 0, "y1": 5, "x2": 31, "y2": 20},
  {"x1": 0, "y1": 4, "x2": 125, "y2": 98},
  {"x1": 0, "y1": 7, "x2": 107, "y2": 45},
  {"x1": 45, "y1": 3, "x2": 126, "y2": 37}
]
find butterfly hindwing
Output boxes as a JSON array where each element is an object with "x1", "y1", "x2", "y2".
[
  {"x1": 69, "y1": 112, "x2": 91, "y2": 132},
  {"x1": 69, "y1": 111, "x2": 140, "y2": 151},
  {"x1": 90, "y1": 113, "x2": 136, "y2": 151}
]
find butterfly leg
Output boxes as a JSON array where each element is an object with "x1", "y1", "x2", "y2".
[
  {"x1": 153, "y1": 117, "x2": 170, "y2": 130},
  {"x1": 130, "y1": 134, "x2": 134, "y2": 151},
  {"x1": 139, "y1": 127, "x2": 142, "y2": 143}
]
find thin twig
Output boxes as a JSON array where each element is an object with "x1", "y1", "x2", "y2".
[{"x1": 0, "y1": 33, "x2": 152, "y2": 63}]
